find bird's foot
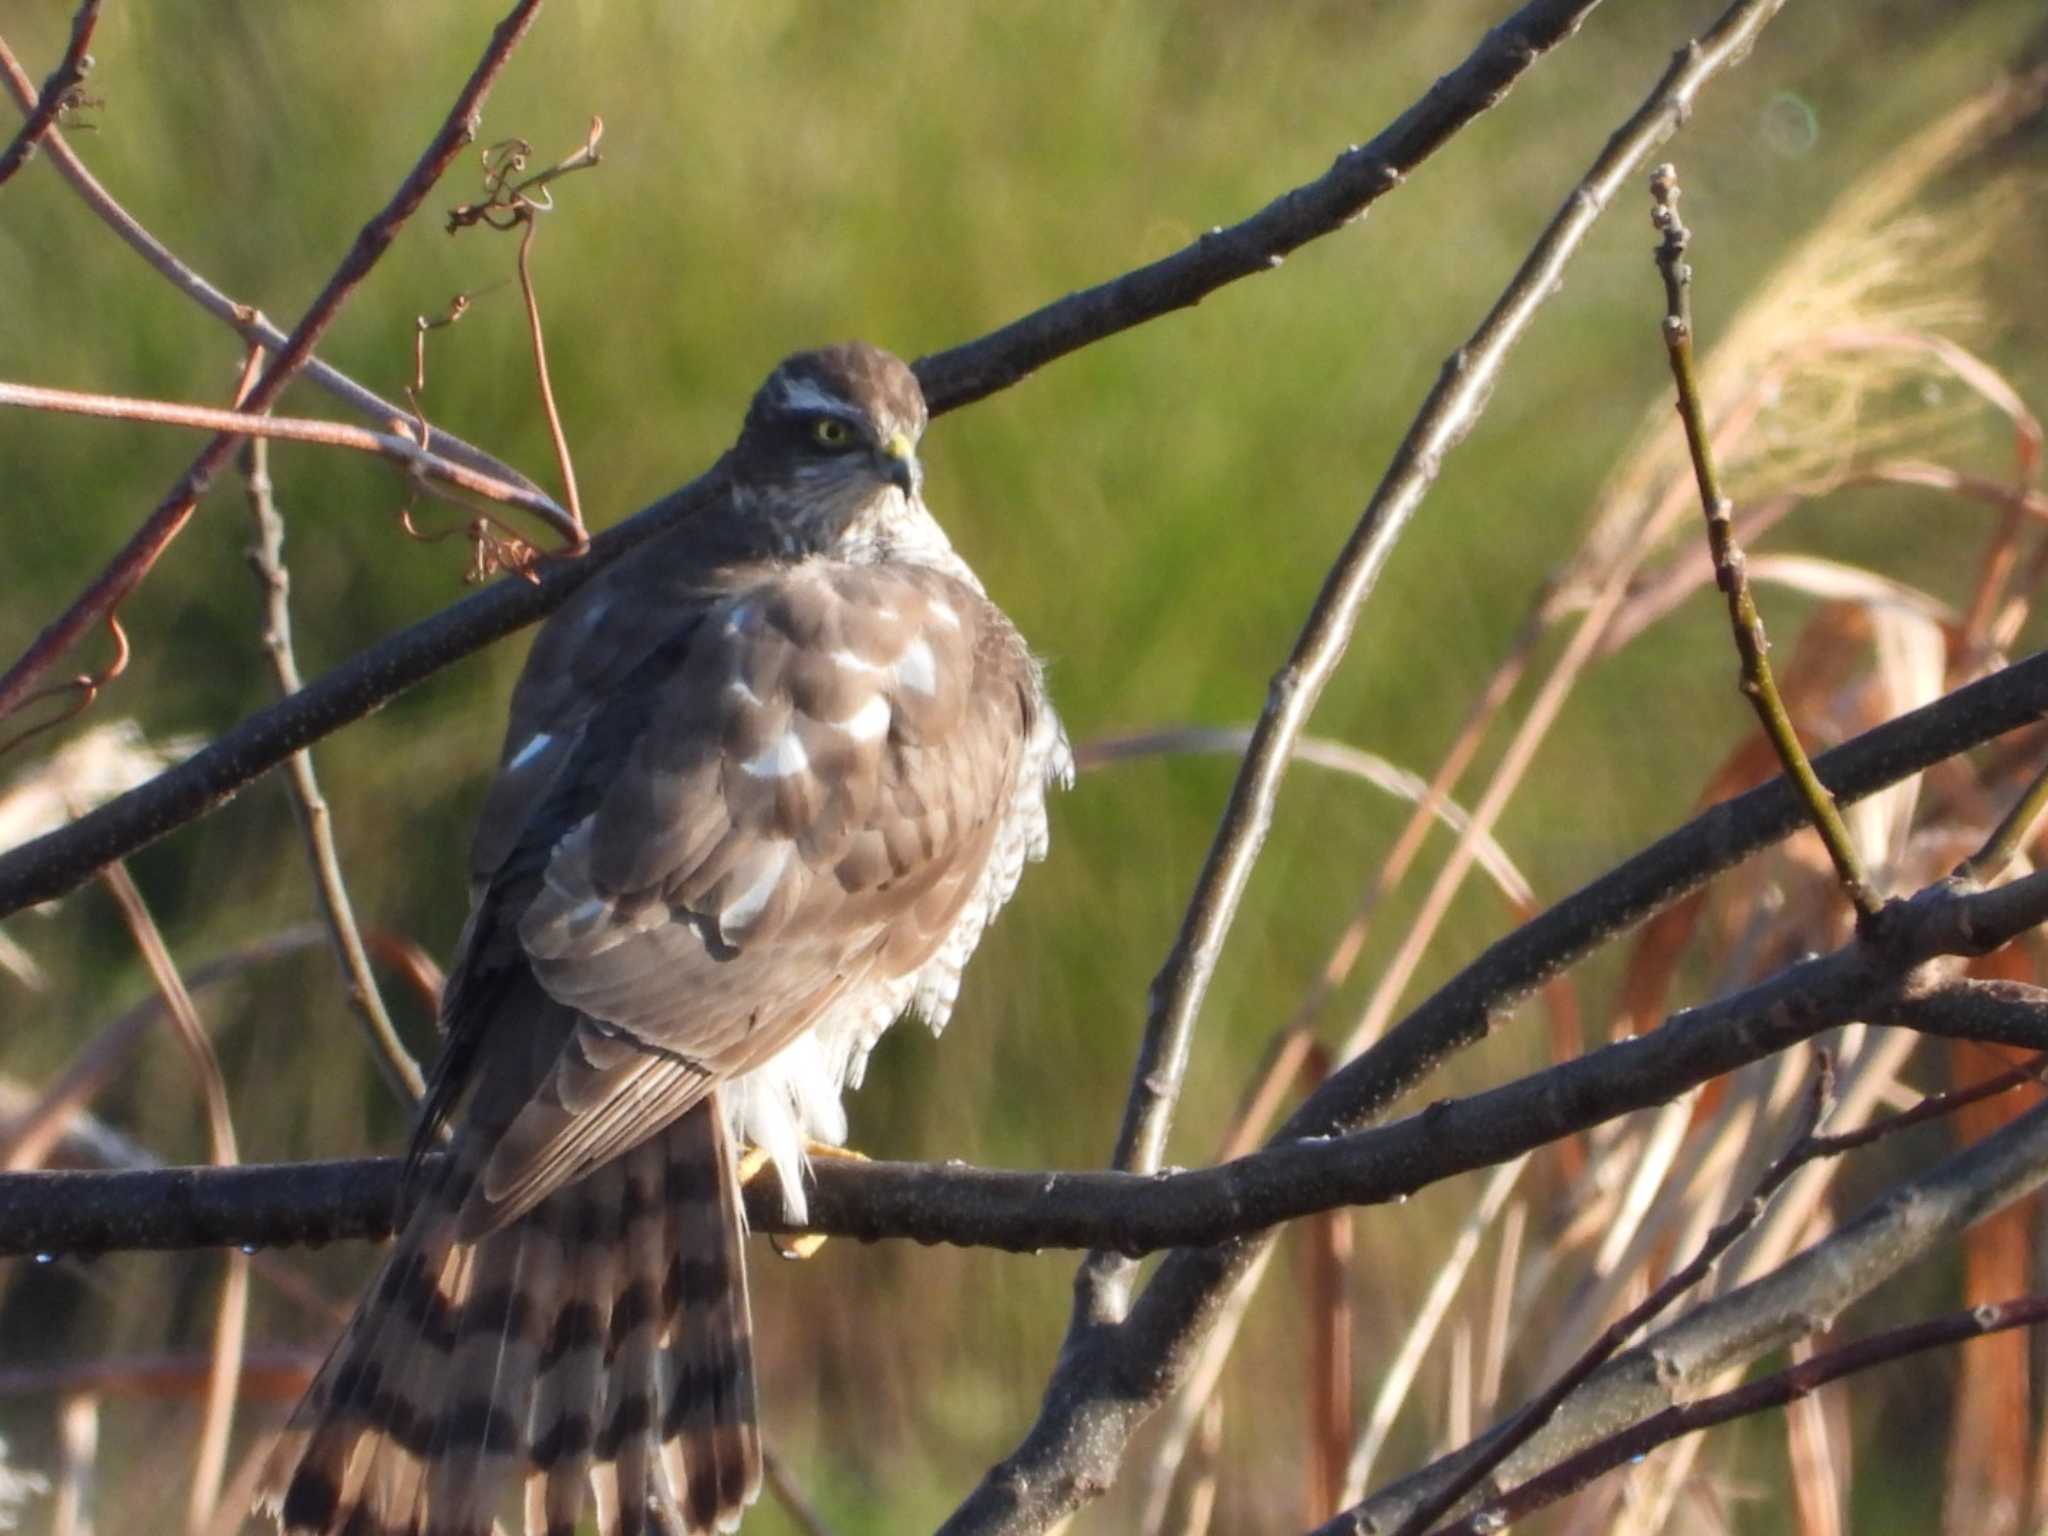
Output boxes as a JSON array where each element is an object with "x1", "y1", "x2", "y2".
[{"x1": 737, "y1": 1141, "x2": 871, "y2": 1260}]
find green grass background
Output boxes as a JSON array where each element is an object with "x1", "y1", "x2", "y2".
[{"x1": 2, "y1": 2, "x2": 2045, "y2": 1531}]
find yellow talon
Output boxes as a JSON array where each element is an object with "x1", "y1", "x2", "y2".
[{"x1": 737, "y1": 1142, "x2": 870, "y2": 1261}]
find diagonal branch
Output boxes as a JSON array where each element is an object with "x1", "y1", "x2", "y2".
[
  {"x1": 913, "y1": 0, "x2": 1608, "y2": 411},
  {"x1": 240, "y1": 434, "x2": 425, "y2": 1109},
  {"x1": 0, "y1": 0, "x2": 97, "y2": 191}
]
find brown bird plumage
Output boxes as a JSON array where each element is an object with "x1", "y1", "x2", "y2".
[{"x1": 260, "y1": 343, "x2": 1068, "y2": 1536}]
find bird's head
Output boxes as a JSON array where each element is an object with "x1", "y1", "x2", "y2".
[{"x1": 730, "y1": 341, "x2": 932, "y2": 554}]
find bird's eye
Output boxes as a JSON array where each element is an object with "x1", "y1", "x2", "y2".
[{"x1": 811, "y1": 417, "x2": 853, "y2": 448}]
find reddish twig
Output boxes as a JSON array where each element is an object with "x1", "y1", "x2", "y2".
[
  {"x1": 0, "y1": 612, "x2": 126, "y2": 763},
  {"x1": 444, "y1": 118, "x2": 606, "y2": 545},
  {"x1": 0, "y1": 381, "x2": 575, "y2": 529}
]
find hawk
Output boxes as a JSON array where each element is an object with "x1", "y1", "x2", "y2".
[{"x1": 261, "y1": 342, "x2": 1069, "y2": 1536}]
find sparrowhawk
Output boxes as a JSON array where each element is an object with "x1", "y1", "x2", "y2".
[{"x1": 260, "y1": 341, "x2": 1070, "y2": 1536}]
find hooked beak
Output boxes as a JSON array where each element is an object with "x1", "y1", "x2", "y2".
[{"x1": 877, "y1": 430, "x2": 920, "y2": 496}]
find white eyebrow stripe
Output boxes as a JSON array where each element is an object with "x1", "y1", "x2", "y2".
[
  {"x1": 894, "y1": 636, "x2": 938, "y2": 697},
  {"x1": 836, "y1": 694, "x2": 891, "y2": 743},
  {"x1": 507, "y1": 732, "x2": 553, "y2": 771},
  {"x1": 774, "y1": 376, "x2": 861, "y2": 419},
  {"x1": 740, "y1": 730, "x2": 810, "y2": 779}
]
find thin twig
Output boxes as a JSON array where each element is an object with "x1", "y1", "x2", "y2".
[
  {"x1": 0, "y1": 0, "x2": 98, "y2": 190},
  {"x1": 239, "y1": 433, "x2": 424, "y2": 1108},
  {"x1": 0, "y1": 0, "x2": 548, "y2": 727},
  {"x1": 1378, "y1": 1063, "x2": 1837, "y2": 1536},
  {"x1": 760, "y1": 1446, "x2": 837, "y2": 1536},
  {"x1": 1427, "y1": 1296, "x2": 2048, "y2": 1536},
  {"x1": 1957, "y1": 761, "x2": 2048, "y2": 887},
  {"x1": 1650, "y1": 162, "x2": 1880, "y2": 918},
  {"x1": 514, "y1": 215, "x2": 584, "y2": 539},
  {"x1": 96, "y1": 862, "x2": 245, "y2": 1536},
  {"x1": 0, "y1": 33, "x2": 559, "y2": 521},
  {"x1": 0, "y1": 381, "x2": 576, "y2": 530}
]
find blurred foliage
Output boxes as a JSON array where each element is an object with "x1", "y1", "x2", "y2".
[{"x1": 1, "y1": 1, "x2": 2045, "y2": 1532}]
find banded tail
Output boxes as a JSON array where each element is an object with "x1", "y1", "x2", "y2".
[{"x1": 260, "y1": 1100, "x2": 761, "y2": 1536}]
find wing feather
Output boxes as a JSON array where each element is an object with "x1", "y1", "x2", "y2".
[{"x1": 444, "y1": 556, "x2": 1037, "y2": 1226}]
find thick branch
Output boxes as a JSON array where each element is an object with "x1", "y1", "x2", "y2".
[{"x1": 6, "y1": 879, "x2": 2043, "y2": 1263}]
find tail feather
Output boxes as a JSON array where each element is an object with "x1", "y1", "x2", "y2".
[
  {"x1": 262, "y1": 1099, "x2": 761, "y2": 1536},
  {"x1": 662, "y1": 1118, "x2": 760, "y2": 1531}
]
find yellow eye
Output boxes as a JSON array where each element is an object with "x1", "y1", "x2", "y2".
[{"x1": 812, "y1": 418, "x2": 852, "y2": 448}]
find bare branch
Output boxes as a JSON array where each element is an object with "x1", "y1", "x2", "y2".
[
  {"x1": 7, "y1": 870, "x2": 2042, "y2": 1271},
  {"x1": 240, "y1": 434, "x2": 425, "y2": 1109},
  {"x1": 0, "y1": 0, "x2": 98, "y2": 191},
  {"x1": 912, "y1": 0, "x2": 1608, "y2": 412},
  {"x1": 1424, "y1": 1295, "x2": 2048, "y2": 1536},
  {"x1": 1351, "y1": 1089, "x2": 2048, "y2": 1532}
]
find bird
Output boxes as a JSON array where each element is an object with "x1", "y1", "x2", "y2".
[{"x1": 259, "y1": 341, "x2": 1070, "y2": 1536}]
